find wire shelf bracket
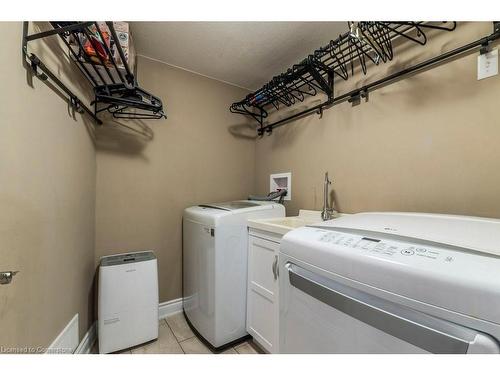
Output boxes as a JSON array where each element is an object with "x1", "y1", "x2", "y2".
[
  {"x1": 22, "y1": 21, "x2": 167, "y2": 128},
  {"x1": 228, "y1": 22, "x2": 500, "y2": 136}
]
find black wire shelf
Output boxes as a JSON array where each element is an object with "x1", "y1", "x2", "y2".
[
  {"x1": 230, "y1": 21, "x2": 468, "y2": 136},
  {"x1": 23, "y1": 21, "x2": 167, "y2": 128}
]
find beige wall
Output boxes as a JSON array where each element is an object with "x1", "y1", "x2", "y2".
[
  {"x1": 255, "y1": 22, "x2": 500, "y2": 219},
  {"x1": 2, "y1": 20, "x2": 498, "y2": 349},
  {"x1": 0, "y1": 22, "x2": 96, "y2": 349},
  {"x1": 95, "y1": 56, "x2": 254, "y2": 302}
]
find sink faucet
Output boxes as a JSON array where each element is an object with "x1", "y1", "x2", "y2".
[{"x1": 321, "y1": 172, "x2": 334, "y2": 221}]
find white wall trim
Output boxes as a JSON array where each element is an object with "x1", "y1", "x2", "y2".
[
  {"x1": 75, "y1": 321, "x2": 97, "y2": 354},
  {"x1": 46, "y1": 314, "x2": 79, "y2": 354},
  {"x1": 158, "y1": 298, "x2": 184, "y2": 319}
]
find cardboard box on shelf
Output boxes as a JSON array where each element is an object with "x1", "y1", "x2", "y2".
[{"x1": 110, "y1": 22, "x2": 131, "y2": 70}]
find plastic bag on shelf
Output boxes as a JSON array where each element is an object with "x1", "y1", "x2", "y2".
[{"x1": 81, "y1": 22, "x2": 112, "y2": 64}]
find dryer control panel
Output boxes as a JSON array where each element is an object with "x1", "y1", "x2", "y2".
[
  {"x1": 315, "y1": 229, "x2": 453, "y2": 263},
  {"x1": 280, "y1": 222, "x2": 500, "y2": 329}
]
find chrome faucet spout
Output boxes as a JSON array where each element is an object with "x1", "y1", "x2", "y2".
[{"x1": 321, "y1": 172, "x2": 334, "y2": 221}]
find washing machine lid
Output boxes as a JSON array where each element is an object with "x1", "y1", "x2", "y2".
[
  {"x1": 280, "y1": 212, "x2": 500, "y2": 325},
  {"x1": 199, "y1": 200, "x2": 269, "y2": 211}
]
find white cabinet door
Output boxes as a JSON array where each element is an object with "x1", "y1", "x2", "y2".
[{"x1": 247, "y1": 235, "x2": 280, "y2": 353}]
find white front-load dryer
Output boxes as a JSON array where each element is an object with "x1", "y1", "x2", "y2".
[
  {"x1": 183, "y1": 200, "x2": 285, "y2": 351},
  {"x1": 279, "y1": 212, "x2": 500, "y2": 354}
]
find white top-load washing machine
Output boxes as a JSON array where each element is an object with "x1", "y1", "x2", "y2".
[
  {"x1": 183, "y1": 200, "x2": 285, "y2": 350},
  {"x1": 279, "y1": 212, "x2": 500, "y2": 354}
]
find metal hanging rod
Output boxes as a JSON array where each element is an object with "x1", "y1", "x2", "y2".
[
  {"x1": 258, "y1": 22, "x2": 500, "y2": 135},
  {"x1": 230, "y1": 21, "x2": 464, "y2": 136},
  {"x1": 22, "y1": 22, "x2": 102, "y2": 124},
  {"x1": 22, "y1": 21, "x2": 167, "y2": 129}
]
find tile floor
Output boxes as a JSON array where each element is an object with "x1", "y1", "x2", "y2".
[{"x1": 90, "y1": 312, "x2": 263, "y2": 354}]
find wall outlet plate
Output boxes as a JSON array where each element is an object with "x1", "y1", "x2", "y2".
[
  {"x1": 478, "y1": 49, "x2": 498, "y2": 80},
  {"x1": 270, "y1": 172, "x2": 291, "y2": 201}
]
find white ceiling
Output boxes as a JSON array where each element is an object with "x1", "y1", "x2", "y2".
[{"x1": 130, "y1": 22, "x2": 347, "y2": 90}]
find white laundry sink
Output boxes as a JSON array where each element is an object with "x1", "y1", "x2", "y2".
[{"x1": 248, "y1": 210, "x2": 325, "y2": 235}]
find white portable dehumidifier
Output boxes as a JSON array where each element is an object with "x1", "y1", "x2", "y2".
[{"x1": 98, "y1": 251, "x2": 159, "y2": 353}]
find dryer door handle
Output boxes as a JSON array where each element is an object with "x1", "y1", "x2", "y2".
[{"x1": 285, "y1": 262, "x2": 500, "y2": 354}]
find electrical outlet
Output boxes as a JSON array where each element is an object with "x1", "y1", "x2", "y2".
[{"x1": 477, "y1": 49, "x2": 498, "y2": 80}]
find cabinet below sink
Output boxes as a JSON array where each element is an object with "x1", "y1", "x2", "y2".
[{"x1": 246, "y1": 210, "x2": 323, "y2": 353}]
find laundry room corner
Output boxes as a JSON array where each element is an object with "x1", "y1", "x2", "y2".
[{"x1": 94, "y1": 55, "x2": 256, "y2": 304}]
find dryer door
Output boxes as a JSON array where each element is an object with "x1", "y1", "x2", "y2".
[{"x1": 280, "y1": 260, "x2": 500, "y2": 354}]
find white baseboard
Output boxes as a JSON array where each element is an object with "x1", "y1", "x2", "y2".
[
  {"x1": 75, "y1": 321, "x2": 97, "y2": 354},
  {"x1": 46, "y1": 314, "x2": 79, "y2": 354},
  {"x1": 159, "y1": 298, "x2": 184, "y2": 319}
]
